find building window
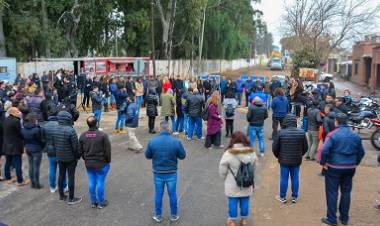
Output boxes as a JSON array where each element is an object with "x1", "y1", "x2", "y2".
[
  {"x1": 0, "y1": 66, "x2": 7, "y2": 73},
  {"x1": 355, "y1": 63, "x2": 358, "y2": 75}
]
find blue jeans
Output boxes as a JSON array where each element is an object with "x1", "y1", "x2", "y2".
[
  {"x1": 235, "y1": 92, "x2": 243, "y2": 105},
  {"x1": 325, "y1": 168, "x2": 355, "y2": 224},
  {"x1": 115, "y1": 109, "x2": 126, "y2": 130},
  {"x1": 187, "y1": 116, "x2": 202, "y2": 139},
  {"x1": 27, "y1": 152, "x2": 42, "y2": 186},
  {"x1": 183, "y1": 113, "x2": 189, "y2": 135},
  {"x1": 154, "y1": 173, "x2": 177, "y2": 217},
  {"x1": 48, "y1": 156, "x2": 67, "y2": 189},
  {"x1": 93, "y1": 109, "x2": 102, "y2": 126},
  {"x1": 110, "y1": 95, "x2": 116, "y2": 104},
  {"x1": 248, "y1": 126, "x2": 265, "y2": 153},
  {"x1": 280, "y1": 165, "x2": 300, "y2": 199},
  {"x1": 86, "y1": 164, "x2": 110, "y2": 204},
  {"x1": 4, "y1": 155, "x2": 23, "y2": 183},
  {"x1": 175, "y1": 115, "x2": 184, "y2": 133},
  {"x1": 136, "y1": 95, "x2": 143, "y2": 107},
  {"x1": 228, "y1": 196, "x2": 250, "y2": 220},
  {"x1": 164, "y1": 116, "x2": 176, "y2": 131}
]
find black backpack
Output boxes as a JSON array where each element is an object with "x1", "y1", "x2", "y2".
[
  {"x1": 229, "y1": 162, "x2": 255, "y2": 188},
  {"x1": 225, "y1": 104, "x2": 235, "y2": 117}
]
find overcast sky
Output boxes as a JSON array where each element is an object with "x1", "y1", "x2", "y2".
[{"x1": 256, "y1": 0, "x2": 380, "y2": 48}]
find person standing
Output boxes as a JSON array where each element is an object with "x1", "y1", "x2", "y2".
[
  {"x1": 21, "y1": 113, "x2": 45, "y2": 189},
  {"x1": 219, "y1": 131, "x2": 257, "y2": 226},
  {"x1": 273, "y1": 114, "x2": 308, "y2": 203},
  {"x1": 306, "y1": 100, "x2": 322, "y2": 161},
  {"x1": 83, "y1": 74, "x2": 93, "y2": 109},
  {"x1": 53, "y1": 111, "x2": 82, "y2": 204},
  {"x1": 3, "y1": 107, "x2": 28, "y2": 186},
  {"x1": 161, "y1": 89, "x2": 176, "y2": 130},
  {"x1": 126, "y1": 76, "x2": 136, "y2": 98},
  {"x1": 320, "y1": 113, "x2": 365, "y2": 226},
  {"x1": 146, "y1": 89, "x2": 159, "y2": 134},
  {"x1": 90, "y1": 86, "x2": 103, "y2": 128},
  {"x1": 223, "y1": 91, "x2": 238, "y2": 137},
  {"x1": 79, "y1": 116, "x2": 111, "y2": 209},
  {"x1": 145, "y1": 121, "x2": 186, "y2": 223},
  {"x1": 247, "y1": 97, "x2": 268, "y2": 157},
  {"x1": 235, "y1": 77, "x2": 244, "y2": 106},
  {"x1": 125, "y1": 97, "x2": 143, "y2": 152},
  {"x1": 135, "y1": 78, "x2": 144, "y2": 108},
  {"x1": 41, "y1": 110, "x2": 68, "y2": 193},
  {"x1": 220, "y1": 76, "x2": 228, "y2": 102},
  {"x1": 244, "y1": 76, "x2": 254, "y2": 107},
  {"x1": 113, "y1": 85, "x2": 128, "y2": 134},
  {"x1": 173, "y1": 89, "x2": 185, "y2": 135},
  {"x1": 205, "y1": 95, "x2": 223, "y2": 149},
  {"x1": 185, "y1": 88, "x2": 204, "y2": 140},
  {"x1": 271, "y1": 88, "x2": 289, "y2": 140}
]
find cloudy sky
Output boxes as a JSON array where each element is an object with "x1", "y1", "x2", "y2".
[{"x1": 256, "y1": 0, "x2": 380, "y2": 48}]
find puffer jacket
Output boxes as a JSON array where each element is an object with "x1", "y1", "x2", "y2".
[
  {"x1": 146, "y1": 93, "x2": 159, "y2": 117},
  {"x1": 219, "y1": 144, "x2": 257, "y2": 197},
  {"x1": 41, "y1": 116, "x2": 59, "y2": 157},
  {"x1": 223, "y1": 98, "x2": 238, "y2": 120},
  {"x1": 307, "y1": 107, "x2": 322, "y2": 131},
  {"x1": 186, "y1": 93, "x2": 204, "y2": 118},
  {"x1": 125, "y1": 102, "x2": 139, "y2": 128},
  {"x1": 21, "y1": 123, "x2": 44, "y2": 153},
  {"x1": 161, "y1": 93, "x2": 175, "y2": 117},
  {"x1": 271, "y1": 96, "x2": 289, "y2": 118},
  {"x1": 323, "y1": 111, "x2": 336, "y2": 140},
  {"x1": 2, "y1": 115, "x2": 24, "y2": 155},
  {"x1": 321, "y1": 125, "x2": 365, "y2": 168},
  {"x1": 273, "y1": 114, "x2": 308, "y2": 167},
  {"x1": 53, "y1": 111, "x2": 79, "y2": 162},
  {"x1": 90, "y1": 91, "x2": 102, "y2": 111},
  {"x1": 247, "y1": 102, "x2": 268, "y2": 127},
  {"x1": 26, "y1": 95, "x2": 43, "y2": 113},
  {"x1": 79, "y1": 128, "x2": 111, "y2": 170},
  {"x1": 114, "y1": 89, "x2": 128, "y2": 109}
]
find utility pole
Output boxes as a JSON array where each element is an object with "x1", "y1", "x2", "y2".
[
  {"x1": 197, "y1": 2, "x2": 207, "y2": 79},
  {"x1": 151, "y1": 0, "x2": 157, "y2": 78}
]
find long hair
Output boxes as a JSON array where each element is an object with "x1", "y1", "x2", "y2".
[{"x1": 227, "y1": 131, "x2": 250, "y2": 149}]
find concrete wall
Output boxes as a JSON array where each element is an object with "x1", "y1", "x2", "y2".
[
  {"x1": 17, "y1": 61, "x2": 74, "y2": 77},
  {"x1": 17, "y1": 58, "x2": 260, "y2": 78}
]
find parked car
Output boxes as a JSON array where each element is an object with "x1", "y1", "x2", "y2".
[
  {"x1": 319, "y1": 72, "x2": 334, "y2": 81},
  {"x1": 270, "y1": 58, "x2": 283, "y2": 70}
]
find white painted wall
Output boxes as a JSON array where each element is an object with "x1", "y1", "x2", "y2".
[{"x1": 16, "y1": 58, "x2": 259, "y2": 78}]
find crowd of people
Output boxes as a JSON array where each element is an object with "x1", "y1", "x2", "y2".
[{"x1": 0, "y1": 69, "x2": 378, "y2": 226}]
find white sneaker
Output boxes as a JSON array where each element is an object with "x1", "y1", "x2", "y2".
[
  {"x1": 260, "y1": 153, "x2": 265, "y2": 157},
  {"x1": 50, "y1": 187, "x2": 57, "y2": 193},
  {"x1": 173, "y1": 132, "x2": 179, "y2": 135},
  {"x1": 64, "y1": 186, "x2": 69, "y2": 193},
  {"x1": 98, "y1": 128, "x2": 104, "y2": 131}
]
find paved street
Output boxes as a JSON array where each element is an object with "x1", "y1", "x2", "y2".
[{"x1": 1, "y1": 74, "x2": 380, "y2": 226}]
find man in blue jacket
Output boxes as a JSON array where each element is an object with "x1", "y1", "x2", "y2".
[
  {"x1": 235, "y1": 76, "x2": 244, "y2": 106},
  {"x1": 125, "y1": 97, "x2": 143, "y2": 153},
  {"x1": 320, "y1": 113, "x2": 365, "y2": 226},
  {"x1": 145, "y1": 121, "x2": 186, "y2": 223},
  {"x1": 220, "y1": 76, "x2": 228, "y2": 102},
  {"x1": 271, "y1": 87, "x2": 289, "y2": 139}
]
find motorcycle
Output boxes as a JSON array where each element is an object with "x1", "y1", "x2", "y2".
[{"x1": 370, "y1": 118, "x2": 380, "y2": 151}]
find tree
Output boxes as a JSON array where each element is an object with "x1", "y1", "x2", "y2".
[
  {"x1": 282, "y1": 0, "x2": 380, "y2": 66},
  {"x1": 0, "y1": 0, "x2": 8, "y2": 57}
]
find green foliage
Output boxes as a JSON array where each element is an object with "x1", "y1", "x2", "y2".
[
  {"x1": 291, "y1": 47, "x2": 319, "y2": 76},
  {"x1": 2, "y1": 0, "x2": 265, "y2": 61}
]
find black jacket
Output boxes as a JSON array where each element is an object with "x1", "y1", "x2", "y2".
[
  {"x1": 41, "y1": 116, "x2": 59, "y2": 157},
  {"x1": 53, "y1": 111, "x2": 79, "y2": 162},
  {"x1": 186, "y1": 93, "x2": 204, "y2": 117},
  {"x1": 0, "y1": 110, "x2": 5, "y2": 155},
  {"x1": 79, "y1": 128, "x2": 111, "y2": 170},
  {"x1": 273, "y1": 114, "x2": 308, "y2": 167},
  {"x1": 146, "y1": 93, "x2": 159, "y2": 117},
  {"x1": 247, "y1": 102, "x2": 268, "y2": 127},
  {"x1": 21, "y1": 123, "x2": 44, "y2": 153},
  {"x1": 90, "y1": 91, "x2": 102, "y2": 110},
  {"x1": 323, "y1": 111, "x2": 336, "y2": 141},
  {"x1": 307, "y1": 107, "x2": 322, "y2": 131},
  {"x1": 3, "y1": 115, "x2": 24, "y2": 155}
]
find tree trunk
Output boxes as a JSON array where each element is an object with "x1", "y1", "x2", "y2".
[
  {"x1": 0, "y1": 13, "x2": 6, "y2": 57},
  {"x1": 41, "y1": 0, "x2": 51, "y2": 58}
]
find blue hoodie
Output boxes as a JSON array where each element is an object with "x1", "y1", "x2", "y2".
[
  {"x1": 271, "y1": 96, "x2": 289, "y2": 118},
  {"x1": 321, "y1": 125, "x2": 365, "y2": 168},
  {"x1": 220, "y1": 80, "x2": 228, "y2": 94},
  {"x1": 235, "y1": 80, "x2": 244, "y2": 93}
]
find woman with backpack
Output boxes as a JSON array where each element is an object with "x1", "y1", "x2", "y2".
[
  {"x1": 219, "y1": 131, "x2": 257, "y2": 226},
  {"x1": 223, "y1": 91, "x2": 238, "y2": 137}
]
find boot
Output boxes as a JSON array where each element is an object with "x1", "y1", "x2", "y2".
[
  {"x1": 119, "y1": 129, "x2": 128, "y2": 135},
  {"x1": 113, "y1": 129, "x2": 120, "y2": 134},
  {"x1": 227, "y1": 220, "x2": 236, "y2": 226},
  {"x1": 240, "y1": 219, "x2": 248, "y2": 226}
]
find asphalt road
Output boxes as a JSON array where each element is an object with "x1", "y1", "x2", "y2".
[{"x1": 0, "y1": 107, "x2": 257, "y2": 226}]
